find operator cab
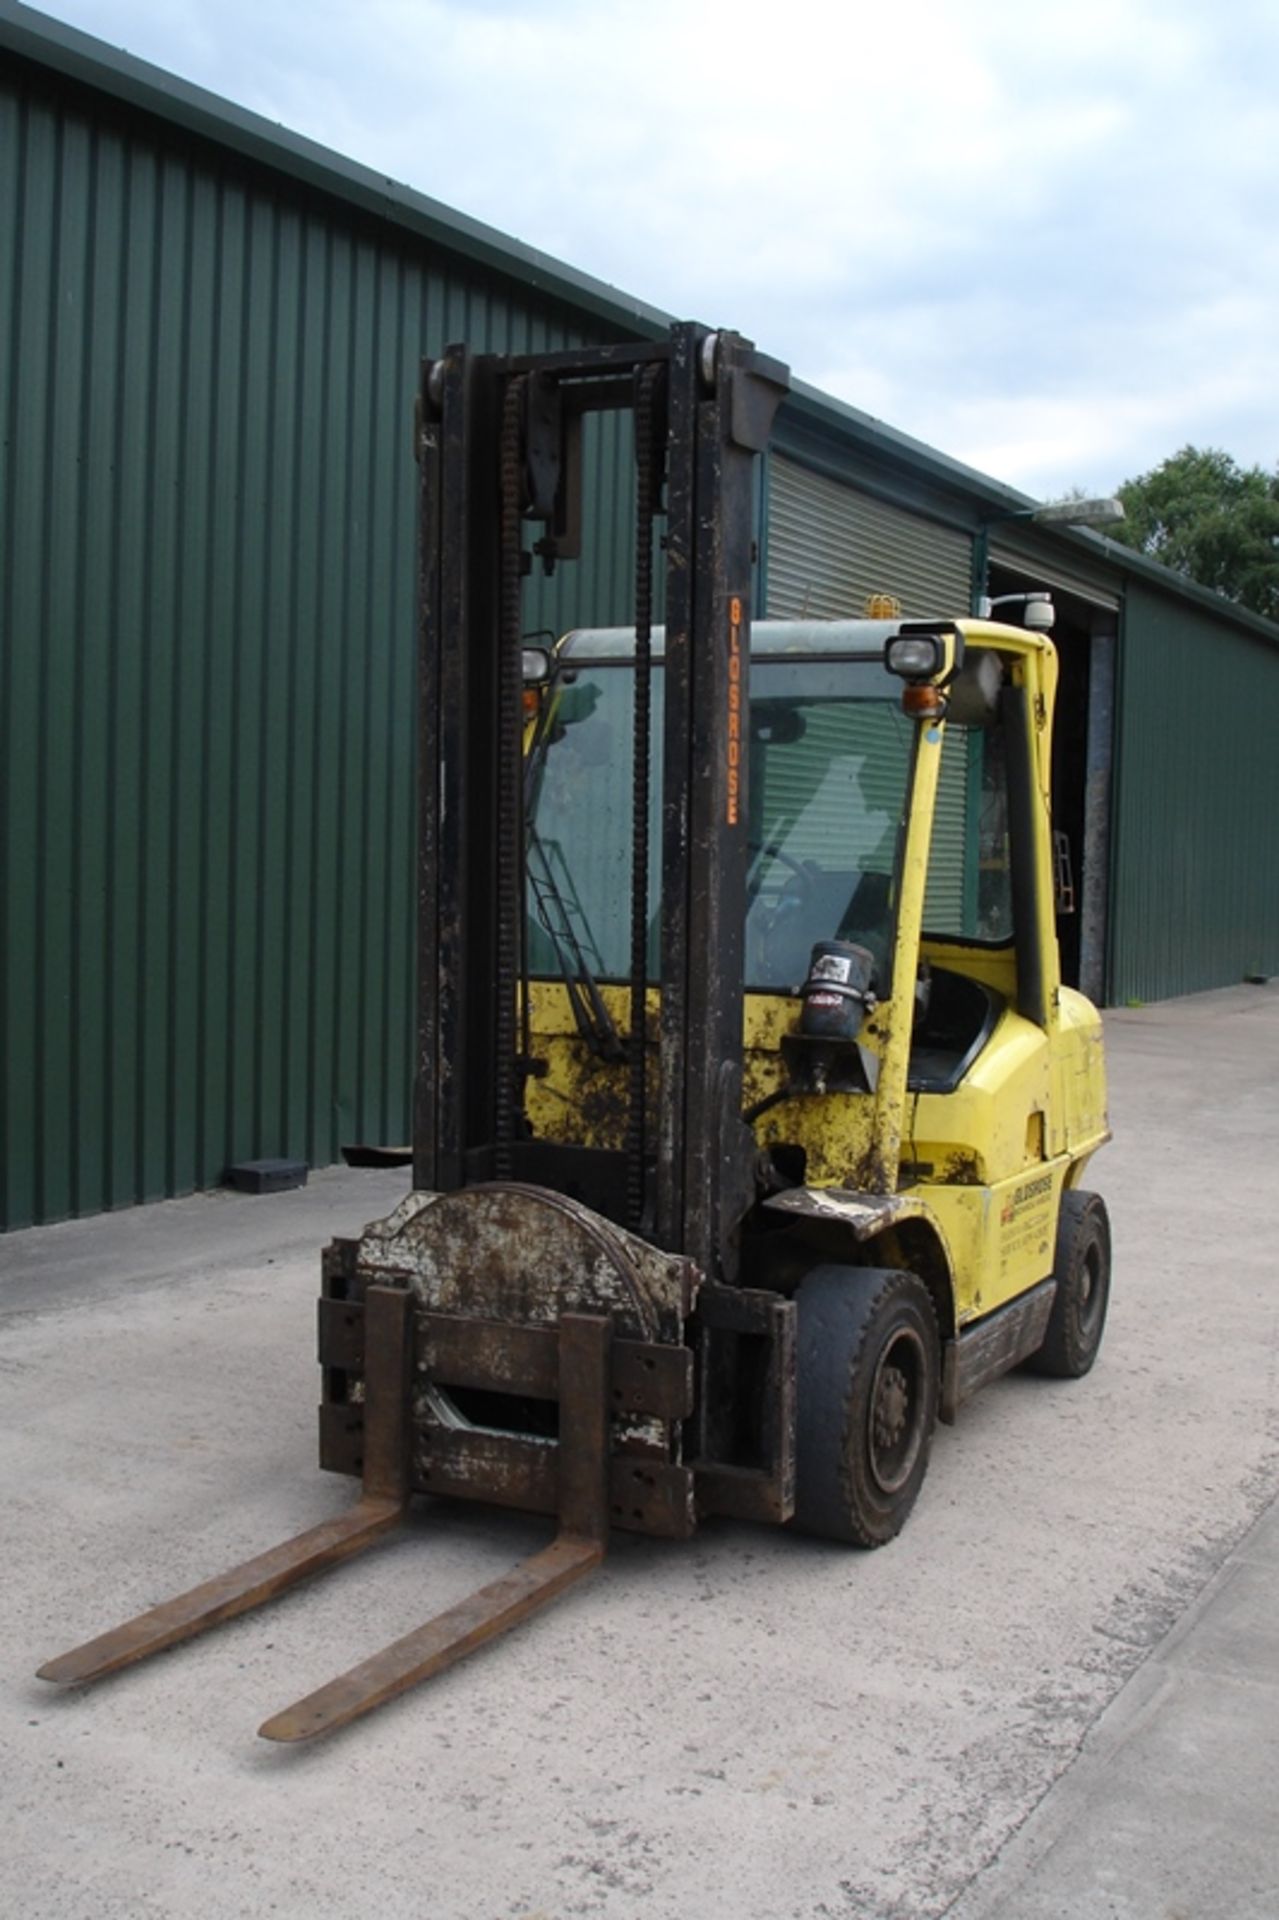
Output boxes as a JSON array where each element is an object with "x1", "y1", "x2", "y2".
[{"x1": 524, "y1": 618, "x2": 1018, "y2": 1097}]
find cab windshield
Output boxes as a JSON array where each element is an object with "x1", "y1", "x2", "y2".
[{"x1": 525, "y1": 656, "x2": 914, "y2": 993}]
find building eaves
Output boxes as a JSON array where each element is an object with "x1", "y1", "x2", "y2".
[
  {"x1": 1087, "y1": 528, "x2": 1279, "y2": 650},
  {"x1": 783, "y1": 379, "x2": 1035, "y2": 521}
]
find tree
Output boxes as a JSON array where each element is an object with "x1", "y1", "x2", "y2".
[{"x1": 1109, "y1": 446, "x2": 1279, "y2": 622}]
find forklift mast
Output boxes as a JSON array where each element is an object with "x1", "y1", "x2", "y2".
[{"x1": 413, "y1": 324, "x2": 789, "y2": 1280}]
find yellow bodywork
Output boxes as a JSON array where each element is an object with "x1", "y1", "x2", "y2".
[{"x1": 523, "y1": 618, "x2": 1109, "y2": 1333}]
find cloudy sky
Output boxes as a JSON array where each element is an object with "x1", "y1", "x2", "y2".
[{"x1": 35, "y1": 0, "x2": 1279, "y2": 497}]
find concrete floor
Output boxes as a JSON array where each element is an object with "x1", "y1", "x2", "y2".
[{"x1": 2, "y1": 984, "x2": 1277, "y2": 1920}]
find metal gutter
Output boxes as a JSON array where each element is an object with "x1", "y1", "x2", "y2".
[
  {"x1": 1069, "y1": 527, "x2": 1279, "y2": 651},
  {"x1": 998, "y1": 509, "x2": 1279, "y2": 653}
]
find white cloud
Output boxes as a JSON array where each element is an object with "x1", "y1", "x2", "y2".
[{"x1": 34, "y1": 0, "x2": 1279, "y2": 494}]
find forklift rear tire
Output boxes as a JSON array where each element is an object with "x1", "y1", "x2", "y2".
[
  {"x1": 794, "y1": 1266, "x2": 940, "y2": 1548},
  {"x1": 1028, "y1": 1190, "x2": 1111, "y2": 1379}
]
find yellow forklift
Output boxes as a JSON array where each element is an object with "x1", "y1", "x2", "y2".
[{"x1": 40, "y1": 323, "x2": 1110, "y2": 1740}]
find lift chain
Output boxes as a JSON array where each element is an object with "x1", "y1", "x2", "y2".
[
  {"x1": 626, "y1": 360, "x2": 666, "y2": 1232},
  {"x1": 495, "y1": 372, "x2": 529, "y2": 1178}
]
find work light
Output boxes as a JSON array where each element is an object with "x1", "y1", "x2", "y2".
[{"x1": 885, "y1": 634, "x2": 944, "y2": 680}]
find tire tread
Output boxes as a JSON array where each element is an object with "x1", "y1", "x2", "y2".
[{"x1": 794, "y1": 1265, "x2": 940, "y2": 1548}]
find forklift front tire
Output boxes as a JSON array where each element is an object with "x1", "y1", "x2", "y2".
[
  {"x1": 794, "y1": 1266, "x2": 940, "y2": 1548},
  {"x1": 1028, "y1": 1189, "x2": 1111, "y2": 1379}
]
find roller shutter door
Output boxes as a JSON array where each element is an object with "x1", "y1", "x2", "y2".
[
  {"x1": 989, "y1": 534, "x2": 1120, "y2": 609},
  {"x1": 766, "y1": 454, "x2": 973, "y2": 620},
  {"x1": 758, "y1": 703, "x2": 908, "y2": 872},
  {"x1": 922, "y1": 728, "x2": 971, "y2": 929}
]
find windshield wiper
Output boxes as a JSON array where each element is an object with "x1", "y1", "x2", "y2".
[{"x1": 526, "y1": 825, "x2": 626, "y2": 1062}]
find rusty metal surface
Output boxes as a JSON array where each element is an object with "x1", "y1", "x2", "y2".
[
  {"x1": 320, "y1": 1235, "x2": 361, "y2": 1296},
  {"x1": 764, "y1": 1292, "x2": 797, "y2": 1519},
  {"x1": 330, "y1": 1305, "x2": 694, "y2": 1420},
  {"x1": 691, "y1": 1284, "x2": 796, "y2": 1524},
  {"x1": 607, "y1": 1338, "x2": 693, "y2": 1420},
  {"x1": 625, "y1": 360, "x2": 666, "y2": 1232},
  {"x1": 693, "y1": 1463, "x2": 788, "y2": 1524},
  {"x1": 422, "y1": 1313, "x2": 560, "y2": 1396},
  {"x1": 413, "y1": 1430, "x2": 696, "y2": 1539},
  {"x1": 763, "y1": 1185, "x2": 948, "y2": 1244},
  {"x1": 417, "y1": 1427, "x2": 556, "y2": 1513},
  {"x1": 493, "y1": 374, "x2": 529, "y2": 1182},
  {"x1": 357, "y1": 1182, "x2": 696, "y2": 1342},
  {"x1": 655, "y1": 331, "x2": 789, "y2": 1275},
  {"x1": 37, "y1": 1497, "x2": 404, "y2": 1689},
  {"x1": 693, "y1": 1280, "x2": 787, "y2": 1335},
  {"x1": 320, "y1": 1191, "x2": 701, "y2": 1539},
  {"x1": 332, "y1": 1184, "x2": 701, "y2": 1540},
  {"x1": 555, "y1": 1313, "x2": 611, "y2": 1545},
  {"x1": 259, "y1": 1313, "x2": 617, "y2": 1744},
  {"x1": 318, "y1": 1400, "x2": 365, "y2": 1475},
  {"x1": 40, "y1": 1280, "x2": 682, "y2": 1735},
  {"x1": 359, "y1": 1286, "x2": 413, "y2": 1502},
  {"x1": 257, "y1": 1535, "x2": 603, "y2": 1745},
  {"x1": 952, "y1": 1276, "x2": 1057, "y2": 1409},
  {"x1": 39, "y1": 1284, "x2": 417, "y2": 1691},
  {"x1": 317, "y1": 1296, "x2": 364, "y2": 1369},
  {"x1": 607, "y1": 1457, "x2": 697, "y2": 1538}
]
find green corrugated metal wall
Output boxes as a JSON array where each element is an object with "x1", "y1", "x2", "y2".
[
  {"x1": 0, "y1": 61, "x2": 638, "y2": 1229},
  {"x1": 1109, "y1": 581, "x2": 1279, "y2": 1003}
]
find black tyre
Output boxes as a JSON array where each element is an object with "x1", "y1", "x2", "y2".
[
  {"x1": 1028, "y1": 1189, "x2": 1111, "y2": 1379},
  {"x1": 794, "y1": 1266, "x2": 940, "y2": 1548}
]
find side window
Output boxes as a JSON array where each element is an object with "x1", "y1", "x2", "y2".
[{"x1": 922, "y1": 716, "x2": 1013, "y2": 943}]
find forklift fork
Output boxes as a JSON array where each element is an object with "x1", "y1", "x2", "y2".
[{"x1": 39, "y1": 1288, "x2": 613, "y2": 1743}]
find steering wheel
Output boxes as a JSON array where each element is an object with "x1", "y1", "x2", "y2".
[
  {"x1": 747, "y1": 840, "x2": 820, "y2": 983},
  {"x1": 747, "y1": 838, "x2": 814, "y2": 900}
]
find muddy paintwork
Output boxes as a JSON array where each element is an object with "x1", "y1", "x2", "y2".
[
  {"x1": 523, "y1": 620, "x2": 1110, "y2": 1342},
  {"x1": 761, "y1": 1185, "x2": 947, "y2": 1243},
  {"x1": 522, "y1": 981, "x2": 660, "y2": 1154},
  {"x1": 356, "y1": 1181, "x2": 695, "y2": 1343}
]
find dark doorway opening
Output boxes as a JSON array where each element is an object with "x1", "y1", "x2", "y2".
[{"x1": 986, "y1": 566, "x2": 1116, "y2": 1001}]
